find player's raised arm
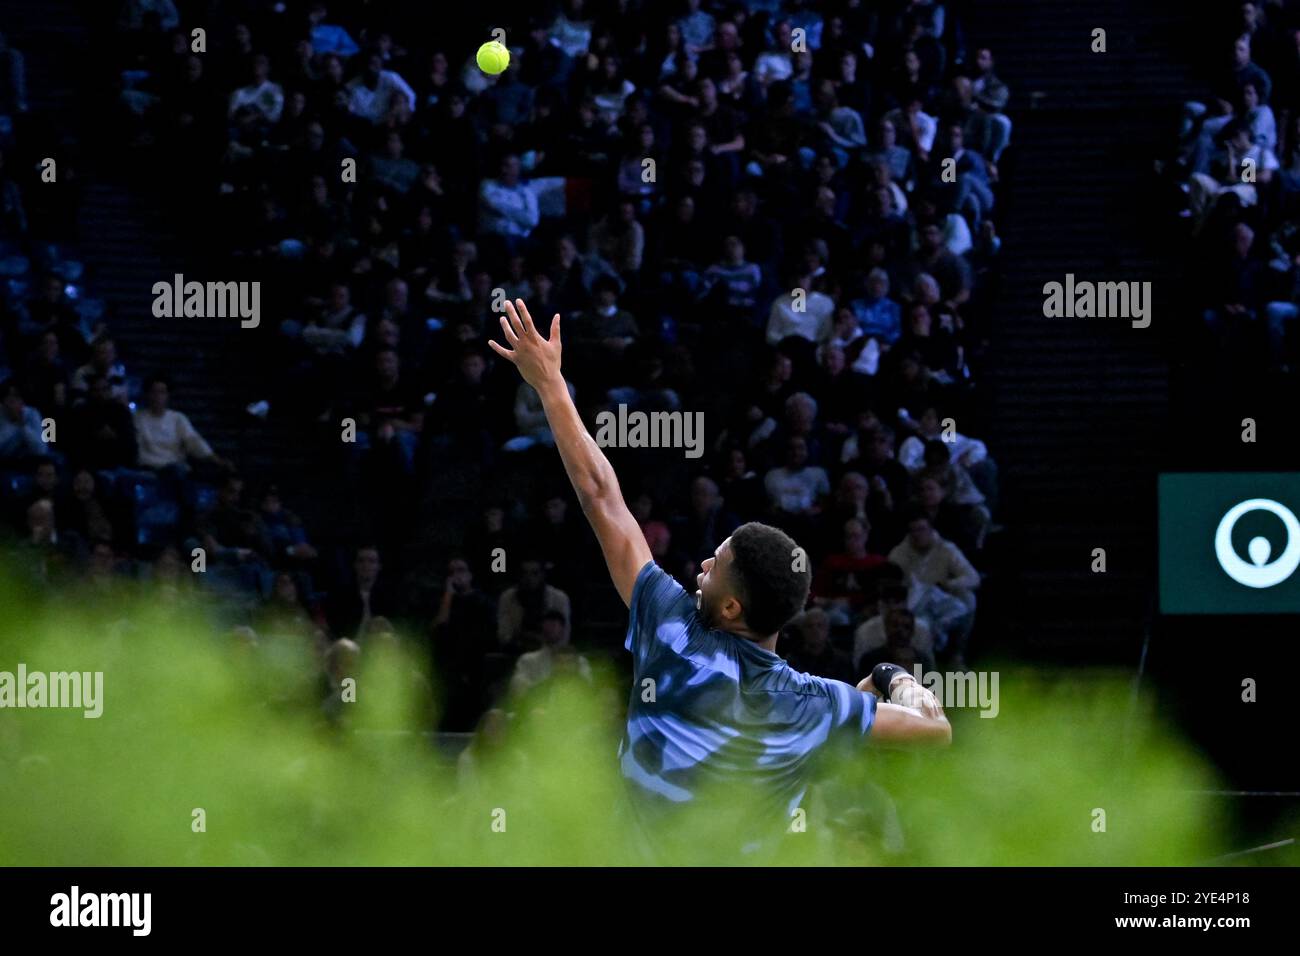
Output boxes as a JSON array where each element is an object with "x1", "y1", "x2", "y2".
[
  {"x1": 858, "y1": 665, "x2": 952, "y2": 749},
  {"x1": 489, "y1": 299, "x2": 651, "y2": 607}
]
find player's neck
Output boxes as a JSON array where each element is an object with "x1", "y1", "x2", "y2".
[{"x1": 725, "y1": 626, "x2": 778, "y2": 653}]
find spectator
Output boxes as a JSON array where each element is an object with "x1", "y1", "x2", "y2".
[
  {"x1": 508, "y1": 609, "x2": 591, "y2": 697},
  {"x1": 888, "y1": 511, "x2": 979, "y2": 667},
  {"x1": 496, "y1": 557, "x2": 571, "y2": 654},
  {"x1": 0, "y1": 380, "x2": 50, "y2": 464},
  {"x1": 347, "y1": 49, "x2": 416, "y2": 126},
  {"x1": 811, "y1": 516, "x2": 887, "y2": 625},
  {"x1": 133, "y1": 377, "x2": 230, "y2": 472},
  {"x1": 783, "y1": 607, "x2": 854, "y2": 683},
  {"x1": 326, "y1": 545, "x2": 400, "y2": 641},
  {"x1": 478, "y1": 153, "x2": 540, "y2": 254},
  {"x1": 854, "y1": 602, "x2": 936, "y2": 680}
]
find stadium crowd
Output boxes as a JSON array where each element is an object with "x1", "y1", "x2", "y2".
[
  {"x1": 1, "y1": 0, "x2": 1007, "y2": 736},
  {"x1": 1171, "y1": 1, "x2": 1300, "y2": 374}
]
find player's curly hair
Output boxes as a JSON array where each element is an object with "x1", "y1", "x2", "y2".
[{"x1": 726, "y1": 522, "x2": 812, "y2": 636}]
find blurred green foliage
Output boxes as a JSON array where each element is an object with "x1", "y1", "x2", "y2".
[{"x1": 0, "y1": 571, "x2": 1281, "y2": 866}]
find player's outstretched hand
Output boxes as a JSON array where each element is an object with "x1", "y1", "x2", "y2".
[{"x1": 488, "y1": 298, "x2": 563, "y2": 390}]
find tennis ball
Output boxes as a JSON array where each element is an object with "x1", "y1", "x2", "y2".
[{"x1": 476, "y1": 41, "x2": 510, "y2": 76}]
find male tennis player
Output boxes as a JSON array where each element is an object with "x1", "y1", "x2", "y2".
[{"x1": 490, "y1": 299, "x2": 950, "y2": 835}]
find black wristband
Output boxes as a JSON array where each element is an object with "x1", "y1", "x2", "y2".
[{"x1": 870, "y1": 662, "x2": 909, "y2": 700}]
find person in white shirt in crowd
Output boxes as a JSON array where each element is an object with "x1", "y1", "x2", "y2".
[
  {"x1": 479, "y1": 153, "x2": 540, "y2": 253},
  {"x1": 766, "y1": 270, "x2": 834, "y2": 345},
  {"x1": 346, "y1": 49, "x2": 416, "y2": 125},
  {"x1": 1189, "y1": 117, "x2": 1278, "y2": 230},
  {"x1": 884, "y1": 94, "x2": 937, "y2": 162},
  {"x1": 754, "y1": 18, "x2": 795, "y2": 86},
  {"x1": 550, "y1": 0, "x2": 594, "y2": 59},
  {"x1": 764, "y1": 434, "x2": 830, "y2": 517},
  {"x1": 888, "y1": 510, "x2": 980, "y2": 669},
  {"x1": 508, "y1": 609, "x2": 591, "y2": 698},
  {"x1": 826, "y1": 304, "x2": 881, "y2": 376},
  {"x1": 228, "y1": 53, "x2": 284, "y2": 125},
  {"x1": 133, "y1": 376, "x2": 232, "y2": 472},
  {"x1": 898, "y1": 405, "x2": 989, "y2": 473}
]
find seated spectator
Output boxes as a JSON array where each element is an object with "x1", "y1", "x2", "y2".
[
  {"x1": 1203, "y1": 221, "x2": 1265, "y2": 343},
  {"x1": 496, "y1": 557, "x2": 571, "y2": 654},
  {"x1": 503, "y1": 377, "x2": 576, "y2": 452},
  {"x1": 508, "y1": 609, "x2": 591, "y2": 697},
  {"x1": 898, "y1": 406, "x2": 989, "y2": 474},
  {"x1": 354, "y1": 347, "x2": 424, "y2": 473},
  {"x1": 321, "y1": 638, "x2": 361, "y2": 723},
  {"x1": 766, "y1": 271, "x2": 834, "y2": 346},
  {"x1": 888, "y1": 511, "x2": 980, "y2": 666},
  {"x1": 21, "y1": 274, "x2": 89, "y2": 363},
  {"x1": 254, "y1": 571, "x2": 320, "y2": 643},
  {"x1": 1188, "y1": 120, "x2": 1276, "y2": 230},
  {"x1": 699, "y1": 235, "x2": 764, "y2": 325},
  {"x1": 133, "y1": 376, "x2": 230, "y2": 473},
  {"x1": 58, "y1": 469, "x2": 115, "y2": 547},
  {"x1": 717, "y1": 445, "x2": 766, "y2": 523},
  {"x1": 302, "y1": 281, "x2": 367, "y2": 357},
  {"x1": 432, "y1": 556, "x2": 495, "y2": 730},
  {"x1": 590, "y1": 198, "x2": 646, "y2": 276},
  {"x1": 347, "y1": 49, "x2": 416, "y2": 126},
  {"x1": 21, "y1": 331, "x2": 69, "y2": 417},
  {"x1": 367, "y1": 129, "x2": 419, "y2": 196},
  {"x1": 811, "y1": 517, "x2": 888, "y2": 626},
  {"x1": 198, "y1": 473, "x2": 273, "y2": 574},
  {"x1": 971, "y1": 48, "x2": 1012, "y2": 161},
  {"x1": 916, "y1": 440, "x2": 991, "y2": 551},
  {"x1": 69, "y1": 337, "x2": 128, "y2": 406},
  {"x1": 764, "y1": 433, "x2": 828, "y2": 511},
  {"x1": 0, "y1": 380, "x2": 51, "y2": 464},
  {"x1": 851, "y1": 268, "x2": 903, "y2": 345},
  {"x1": 69, "y1": 373, "x2": 137, "y2": 471},
  {"x1": 326, "y1": 545, "x2": 400, "y2": 641},
  {"x1": 227, "y1": 53, "x2": 284, "y2": 125},
  {"x1": 782, "y1": 607, "x2": 854, "y2": 683},
  {"x1": 570, "y1": 276, "x2": 640, "y2": 362},
  {"x1": 854, "y1": 602, "x2": 936, "y2": 681},
  {"x1": 257, "y1": 485, "x2": 318, "y2": 568},
  {"x1": 478, "y1": 153, "x2": 540, "y2": 256},
  {"x1": 669, "y1": 476, "x2": 741, "y2": 581},
  {"x1": 632, "y1": 491, "x2": 673, "y2": 563}
]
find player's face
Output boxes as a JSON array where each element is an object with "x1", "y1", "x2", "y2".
[{"x1": 695, "y1": 539, "x2": 734, "y2": 628}]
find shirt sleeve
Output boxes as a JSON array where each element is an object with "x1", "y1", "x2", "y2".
[
  {"x1": 176, "y1": 412, "x2": 214, "y2": 460},
  {"x1": 624, "y1": 560, "x2": 694, "y2": 668},
  {"x1": 825, "y1": 677, "x2": 877, "y2": 743}
]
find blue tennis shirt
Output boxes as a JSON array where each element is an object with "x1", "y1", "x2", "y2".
[{"x1": 618, "y1": 560, "x2": 877, "y2": 830}]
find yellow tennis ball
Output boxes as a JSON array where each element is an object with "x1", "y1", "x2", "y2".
[{"x1": 476, "y1": 41, "x2": 510, "y2": 76}]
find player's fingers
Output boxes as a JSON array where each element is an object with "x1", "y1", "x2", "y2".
[
  {"x1": 487, "y1": 338, "x2": 516, "y2": 362},
  {"x1": 515, "y1": 298, "x2": 537, "y2": 336},
  {"x1": 498, "y1": 313, "x2": 520, "y2": 345},
  {"x1": 503, "y1": 300, "x2": 526, "y2": 339},
  {"x1": 550, "y1": 313, "x2": 561, "y2": 342}
]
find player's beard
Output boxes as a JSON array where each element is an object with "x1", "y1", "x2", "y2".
[{"x1": 696, "y1": 587, "x2": 721, "y2": 629}]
